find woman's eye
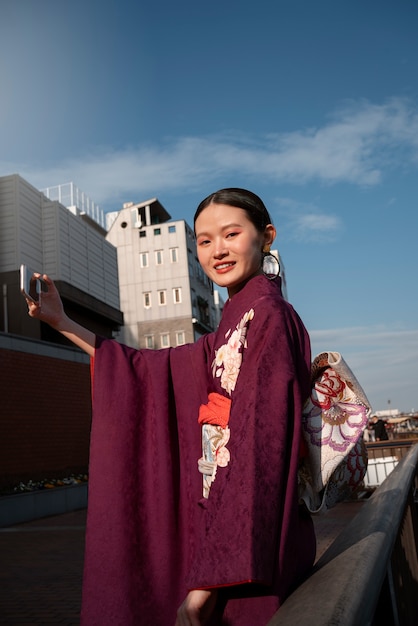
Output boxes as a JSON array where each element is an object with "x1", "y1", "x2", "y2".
[{"x1": 226, "y1": 232, "x2": 238, "y2": 239}]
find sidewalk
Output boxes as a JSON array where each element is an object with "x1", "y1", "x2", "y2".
[
  {"x1": 0, "y1": 509, "x2": 87, "y2": 625},
  {"x1": 0, "y1": 501, "x2": 363, "y2": 625},
  {"x1": 313, "y1": 499, "x2": 364, "y2": 560}
]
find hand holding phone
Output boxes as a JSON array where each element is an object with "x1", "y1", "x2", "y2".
[{"x1": 20, "y1": 264, "x2": 44, "y2": 303}]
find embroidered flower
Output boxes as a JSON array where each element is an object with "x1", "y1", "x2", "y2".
[
  {"x1": 199, "y1": 309, "x2": 255, "y2": 497},
  {"x1": 212, "y1": 309, "x2": 254, "y2": 394},
  {"x1": 303, "y1": 367, "x2": 368, "y2": 453},
  {"x1": 216, "y1": 444, "x2": 231, "y2": 467},
  {"x1": 199, "y1": 424, "x2": 231, "y2": 498},
  {"x1": 313, "y1": 370, "x2": 345, "y2": 410},
  {"x1": 343, "y1": 439, "x2": 367, "y2": 486}
]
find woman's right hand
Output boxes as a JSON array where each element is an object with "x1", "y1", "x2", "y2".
[
  {"x1": 25, "y1": 273, "x2": 96, "y2": 356},
  {"x1": 26, "y1": 274, "x2": 67, "y2": 330}
]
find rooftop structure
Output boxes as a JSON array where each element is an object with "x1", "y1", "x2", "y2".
[{"x1": 41, "y1": 182, "x2": 106, "y2": 231}]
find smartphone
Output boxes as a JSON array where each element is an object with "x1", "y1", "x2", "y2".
[{"x1": 20, "y1": 264, "x2": 43, "y2": 303}]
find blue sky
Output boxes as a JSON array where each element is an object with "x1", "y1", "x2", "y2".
[{"x1": 1, "y1": 0, "x2": 417, "y2": 412}]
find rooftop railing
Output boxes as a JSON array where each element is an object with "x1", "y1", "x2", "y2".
[
  {"x1": 365, "y1": 439, "x2": 418, "y2": 488},
  {"x1": 41, "y1": 182, "x2": 106, "y2": 229}
]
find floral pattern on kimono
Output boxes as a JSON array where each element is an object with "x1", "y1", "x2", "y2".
[
  {"x1": 198, "y1": 309, "x2": 254, "y2": 498},
  {"x1": 298, "y1": 351, "x2": 371, "y2": 513}
]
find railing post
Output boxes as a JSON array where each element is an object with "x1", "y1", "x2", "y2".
[{"x1": 380, "y1": 486, "x2": 418, "y2": 624}]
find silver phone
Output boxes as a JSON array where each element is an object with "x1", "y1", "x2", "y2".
[{"x1": 20, "y1": 264, "x2": 43, "y2": 303}]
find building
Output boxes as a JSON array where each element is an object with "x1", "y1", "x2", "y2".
[
  {"x1": 0, "y1": 174, "x2": 123, "y2": 490},
  {"x1": 0, "y1": 175, "x2": 123, "y2": 343},
  {"x1": 106, "y1": 198, "x2": 222, "y2": 349}
]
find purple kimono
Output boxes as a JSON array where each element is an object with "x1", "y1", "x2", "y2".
[{"x1": 81, "y1": 275, "x2": 316, "y2": 626}]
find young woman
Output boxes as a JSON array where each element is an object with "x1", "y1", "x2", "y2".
[{"x1": 26, "y1": 188, "x2": 316, "y2": 626}]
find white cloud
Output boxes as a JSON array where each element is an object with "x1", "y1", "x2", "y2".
[
  {"x1": 309, "y1": 325, "x2": 418, "y2": 413},
  {"x1": 274, "y1": 197, "x2": 343, "y2": 242},
  {"x1": 2, "y1": 98, "x2": 418, "y2": 208},
  {"x1": 296, "y1": 214, "x2": 341, "y2": 234}
]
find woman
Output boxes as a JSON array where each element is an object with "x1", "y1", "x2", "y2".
[{"x1": 26, "y1": 188, "x2": 316, "y2": 626}]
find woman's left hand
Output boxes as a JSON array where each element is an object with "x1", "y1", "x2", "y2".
[{"x1": 175, "y1": 589, "x2": 218, "y2": 626}]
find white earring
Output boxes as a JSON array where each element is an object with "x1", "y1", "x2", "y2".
[{"x1": 262, "y1": 247, "x2": 280, "y2": 279}]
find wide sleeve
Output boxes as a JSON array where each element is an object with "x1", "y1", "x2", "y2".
[
  {"x1": 81, "y1": 336, "x2": 212, "y2": 626},
  {"x1": 186, "y1": 297, "x2": 312, "y2": 593}
]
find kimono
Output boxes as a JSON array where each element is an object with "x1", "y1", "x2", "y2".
[{"x1": 81, "y1": 274, "x2": 316, "y2": 626}]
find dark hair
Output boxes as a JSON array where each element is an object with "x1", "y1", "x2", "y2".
[{"x1": 194, "y1": 188, "x2": 273, "y2": 233}]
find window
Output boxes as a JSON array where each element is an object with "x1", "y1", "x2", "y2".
[
  {"x1": 143, "y1": 292, "x2": 151, "y2": 308},
  {"x1": 139, "y1": 230, "x2": 146, "y2": 238},
  {"x1": 158, "y1": 290, "x2": 166, "y2": 305},
  {"x1": 168, "y1": 225, "x2": 176, "y2": 233},
  {"x1": 160, "y1": 333, "x2": 170, "y2": 348},
  {"x1": 176, "y1": 331, "x2": 185, "y2": 346},
  {"x1": 154, "y1": 227, "x2": 161, "y2": 235},
  {"x1": 155, "y1": 250, "x2": 163, "y2": 265},
  {"x1": 170, "y1": 247, "x2": 178, "y2": 263},
  {"x1": 173, "y1": 287, "x2": 182, "y2": 304},
  {"x1": 197, "y1": 296, "x2": 210, "y2": 325},
  {"x1": 145, "y1": 335, "x2": 154, "y2": 349},
  {"x1": 196, "y1": 263, "x2": 204, "y2": 281},
  {"x1": 140, "y1": 252, "x2": 149, "y2": 268}
]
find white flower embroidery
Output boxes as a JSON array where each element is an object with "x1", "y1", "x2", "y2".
[
  {"x1": 199, "y1": 424, "x2": 231, "y2": 498},
  {"x1": 212, "y1": 309, "x2": 254, "y2": 394},
  {"x1": 199, "y1": 309, "x2": 255, "y2": 498}
]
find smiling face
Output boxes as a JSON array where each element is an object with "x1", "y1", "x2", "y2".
[{"x1": 195, "y1": 203, "x2": 276, "y2": 298}]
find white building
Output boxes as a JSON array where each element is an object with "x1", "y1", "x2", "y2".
[{"x1": 106, "y1": 198, "x2": 222, "y2": 349}]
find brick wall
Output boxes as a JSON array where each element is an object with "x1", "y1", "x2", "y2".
[{"x1": 0, "y1": 348, "x2": 92, "y2": 490}]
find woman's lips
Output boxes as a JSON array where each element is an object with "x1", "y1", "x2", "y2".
[{"x1": 214, "y1": 262, "x2": 236, "y2": 273}]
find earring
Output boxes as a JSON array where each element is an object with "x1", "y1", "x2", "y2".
[{"x1": 262, "y1": 245, "x2": 280, "y2": 280}]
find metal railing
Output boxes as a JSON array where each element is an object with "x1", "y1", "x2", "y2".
[
  {"x1": 268, "y1": 444, "x2": 418, "y2": 626},
  {"x1": 365, "y1": 438, "x2": 418, "y2": 488},
  {"x1": 41, "y1": 182, "x2": 106, "y2": 229}
]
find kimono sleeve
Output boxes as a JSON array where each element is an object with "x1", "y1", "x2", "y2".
[
  {"x1": 81, "y1": 336, "x2": 211, "y2": 626},
  {"x1": 186, "y1": 297, "x2": 312, "y2": 593}
]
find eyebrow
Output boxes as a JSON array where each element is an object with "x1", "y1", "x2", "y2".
[{"x1": 195, "y1": 223, "x2": 244, "y2": 238}]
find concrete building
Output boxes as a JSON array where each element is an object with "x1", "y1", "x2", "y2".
[
  {"x1": 106, "y1": 198, "x2": 222, "y2": 349},
  {"x1": 0, "y1": 174, "x2": 124, "y2": 489},
  {"x1": 0, "y1": 174, "x2": 123, "y2": 343}
]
